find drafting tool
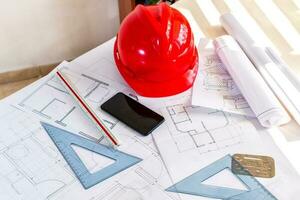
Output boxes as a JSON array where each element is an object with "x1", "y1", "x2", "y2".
[
  {"x1": 232, "y1": 154, "x2": 275, "y2": 178},
  {"x1": 41, "y1": 122, "x2": 142, "y2": 189},
  {"x1": 56, "y1": 69, "x2": 120, "y2": 147},
  {"x1": 166, "y1": 155, "x2": 277, "y2": 200}
]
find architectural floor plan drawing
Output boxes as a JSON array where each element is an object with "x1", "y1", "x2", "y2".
[
  {"x1": 0, "y1": 103, "x2": 179, "y2": 200},
  {"x1": 163, "y1": 102, "x2": 244, "y2": 154},
  {"x1": 192, "y1": 39, "x2": 254, "y2": 117},
  {"x1": 2, "y1": 38, "x2": 299, "y2": 200},
  {"x1": 0, "y1": 59, "x2": 180, "y2": 200},
  {"x1": 14, "y1": 61, "x2": 128, "y2": 143},
  {"x1": 152, "y1": 94, "x2": 300, "y2": 200},
  {"x1": 153, "y1": 92, "x2": 249, "y2": 154}
]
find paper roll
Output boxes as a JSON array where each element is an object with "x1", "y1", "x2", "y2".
[
  {"x1": 220, "y1": 13, "x2": 300, "y2": 126},
  {"x1": 214, "y1": 36, "x2": 290, "y2": 127}
]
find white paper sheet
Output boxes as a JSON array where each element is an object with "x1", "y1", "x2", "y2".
[
  {"x1": 192, "y1": 39, "x2": 255, "y2": 117},
  {"x1": 0, "y1": 41, "x2": 179, "y2": 199},
  {"x1": 151, "y1": 93, "x2": 300, "y2": 199},
  {"x1": 0, "y1": 102, "x2": 179, "y2": 200},
  {"x1": 220, "y1": 13, "x2": 300, "y2": 126},
  {"x1": 60, "y1": 38, "x2": 300, "y2": 199},
  {"x1": 215, "y1": 36, "x2": 290, "y2": 127},
  {"x1": 2, "y1": 37, "x2": 299, "y2": 200}
]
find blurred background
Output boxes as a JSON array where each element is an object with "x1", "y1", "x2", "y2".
[{"x1": 0, "y1": 0, "x2": 299, "y2": 99}]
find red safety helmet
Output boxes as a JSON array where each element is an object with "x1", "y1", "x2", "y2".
[{"x1": 114, "y1": 3, "x2": 198, "y2": 97}]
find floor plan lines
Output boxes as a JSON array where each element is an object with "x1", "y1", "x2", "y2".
[
  {"x1": 0, "y1": 104, "x2": 178, "y2": 200},
  {"x1": 0, "y1": 106, "x2": 75, "y2": 200},
  {"x1": 60, "y1": 70, "x2": 120, "y2": 131},
  {"x1": 18, "y1": 76, "x2": 75, "y2": 122},
  {"x1": 16, "y1": 74, "x2": 107, "y2": 142},
  {"x1": 15, "y1": 67, "x2": 129, "y2": 143},
  {"x1": 164, "y1": 103, "x2": 243, "y2": 154},
  {"x1": 55, "y1": 106, "x2": 76, "y2": 127},
  {"x1": 81, "y1": 74, "x2": 109, "y2": 100},
  {"x1": 3, "y1": 57, "x2": 180, "y2": 199},
  {"x1": 223, "y1": 94, "x2": 250, "y2": 110},
  {"x1": 203, "y1": 73, "x2": 234, "y2": 91},
  {"x1": 103, "y1": 119, "x2": 118, "y2": 130},
  {"x1": 32, "y1": 98, "x2": 67, "y2": 120},
  {"x1": 192, "y1": 39, "x2": 254, "y2": 117}
]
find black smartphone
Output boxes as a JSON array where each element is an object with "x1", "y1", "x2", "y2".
[{"x1": 101, "y1": 92, "x2": 164, "y2": 136}]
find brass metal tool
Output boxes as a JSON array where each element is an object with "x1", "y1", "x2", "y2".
[{"x1": 232, "y1": 154, "x2": 275, "y2": 178}]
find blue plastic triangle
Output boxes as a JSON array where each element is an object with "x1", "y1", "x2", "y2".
[
  {"x1": 227, "y1": 187, "x2": 275, "y2": 200},
  {"x1": 41, "y1": 122, "x2": 142, "y2": 189},
  {"x1": 166, "y1": 155, "x2": 277, "y2": 200}
]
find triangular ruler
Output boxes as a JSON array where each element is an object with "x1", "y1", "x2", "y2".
[
  {"x1": 166, "y1": 155, "x2": 277, "y2": 200},
  {"x1": 41, "y1": 122, "x2": 142, "y2": 189}
]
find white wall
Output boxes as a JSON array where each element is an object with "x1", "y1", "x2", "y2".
[{"x1": 0, "y1": 0, "x2": 120, "y2": 73}]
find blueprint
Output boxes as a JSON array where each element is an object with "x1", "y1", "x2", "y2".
[
  {"x1": 56, "y1": 40, "x2": 300, "y2": 199},
  {"x1": 0, "y1": 104, "x2": 179, "y2": 200},
  {"x1": 0, "y1": 51, "x2": 179, "y2": 199},
  {"x1": 1, "y1": 38, "x2": 299, "y2": 200},
  {"x1": 151, "y1": 93, "x2": 300, "y2": 199},
  {"x1": 13, "y1": 63, "x2": 116, "y2": 143},
  {"x1": 192, "y1": 39, "x2": 255, "y2": 117},
  {"x1": 12, "y1": 60, "x2": 140, "y2": 143}
]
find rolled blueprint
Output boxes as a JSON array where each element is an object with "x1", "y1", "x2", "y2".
[
  {"x1": 214, "y1": 35, "x2": 290, "y2": 127},
  {"x1": 220, "y1": 13, "x2": 300, "y2": 126}
]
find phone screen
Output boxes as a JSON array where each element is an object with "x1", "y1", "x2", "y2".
[{"x1": 101, "y1": 93, "x2": 164, "y2": 136}]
